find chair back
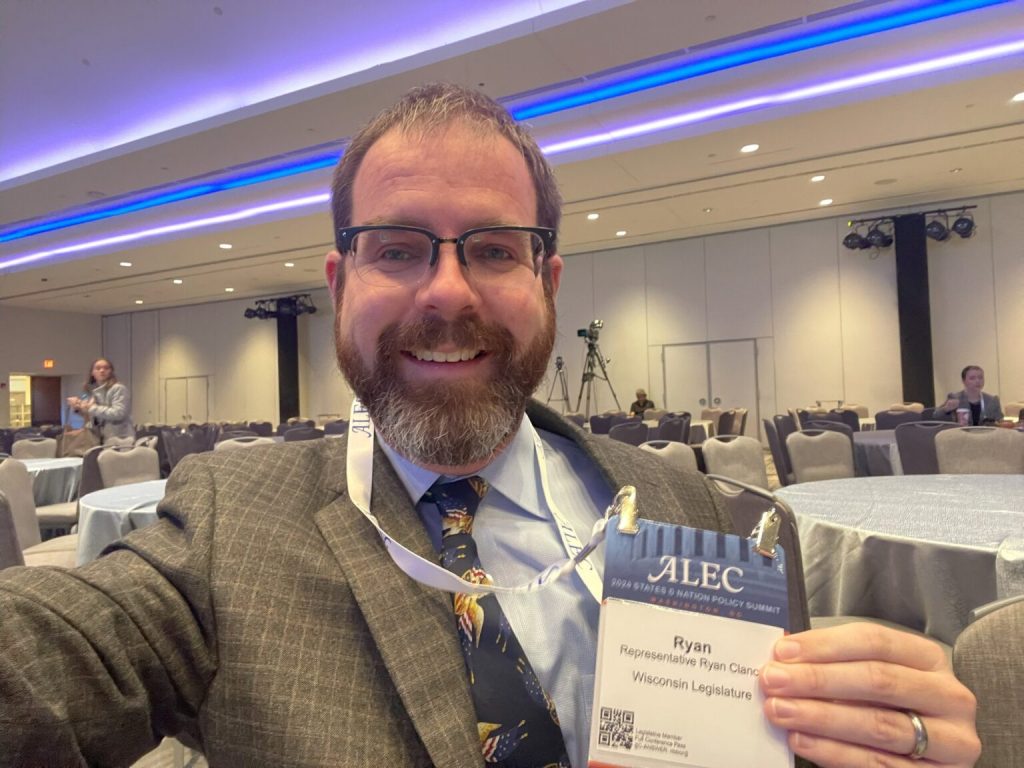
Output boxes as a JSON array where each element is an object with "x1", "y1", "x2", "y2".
[
  {"x1": 935, "y1": 427, "x2": 1024, "y2": 474},
  {"x1": 97, "y1": 446, "x2": 161, "y2": 488},
  {"x1": 639, "y1": 440, "x2": 698, "y2": 472},
  {"x1": 160, "y1": 427, "x2": 210, "y2": 470},
  {"x1": 589, "y1": 414, "x2": 613, "y2": 435},
  {"x1": 733, "y1": 407, "x2": 749, "y2": 436},
  {"x1": 0, "y1": 458, "x2": 40, "y2": 549},
  {"x1": 704, "y1": 475, "x2": 810, "y2": 633},
  {"x1": 78, "y1": 445, "x2": 107, "y2": 498},
  {"x1": 894, "y1": 421, "x2": 957, "y2": 475},
  {"x1": 11, "y1": 437, "x2": 58, "y2": 459},
  {"x1": 716, "y1": 409, "x2": 737, "y2": 437},
  {"x1": 214, "y1": 436, "x2": 277, "y2": 451},
  {"x1": 699, "y1": 407, "x2": 723, "y2": 426},
  {"x1": 283, "y1": 427, "x2": 325, "y2": 442},
  {"x1": 827, "y1": 408, "x2": 860, "y2": 432},
  {"x1": 323, "y1": 419, "x2": 350, "y2": 435},
  {"x1": 248, "y1": 421, "x2": 273, "y2": 437},
  {"x1": 1004, "y1": 401, "x2": 1024, "y2": 421},
  {"x1": 802, "y1": 420, "x2": 854, "y2": 441},
  {"x1": 874, "y1": 409, "x2": 921, "y2": 430},
  {"x1": 0, "y1": 429, "x2": 14, "y2": 455},
  {"x1": 0, "y1": 491, "x2": 26, "y2": 568},
  {"x1": 642, "y1": 408, "x2": 667, "y2": 421},
  {"x1": 953, "y1": 595, "x2": 1024, "y2": 766},
  {"x1": 888, "y1": 401, "x2": 925, "y2": 413},
  {"x1": 841, "y1": 402, "x2": 870, "y2": 418},
  {"x1": 786, "y1": 430, "x2": 855, "y2": 483},
  {"x1": 608, "y1": 421, "x2": 648, "y2": 446},
  {"x1": 702, "y1": 435, "x2": 770, "y2": 490},
  {"x1": 216, "y1": 429, "x2": 258, "y2": 443},
  {"x1": 762, "y1": 418, "x2": 792, "y2": 487},
  {"x1": 655, "y1": 414, "x2": 690, "y2": 443},
  {"x1": 134, "y1": 435, "x2": 159, "y2": 450}
]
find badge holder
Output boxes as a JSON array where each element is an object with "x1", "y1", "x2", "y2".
[{"x1": 588, "y1": 486, "x2": 793, "y2": 768}]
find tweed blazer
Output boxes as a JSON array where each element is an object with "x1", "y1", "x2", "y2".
[
  {"x1": 940, "y1": 390, "x2": 1004, "y2": 423},
  {"x1": 0, "y1": 402, "x2": 732, "y2": 767}
]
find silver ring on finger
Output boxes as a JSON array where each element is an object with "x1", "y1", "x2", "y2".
[{"x1": 905, "y1": 710, "x2": 928, "y2": 760}]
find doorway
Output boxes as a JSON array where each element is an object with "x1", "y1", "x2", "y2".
[{"x1": 163, "y1": 376, "x2": 209, "y2": 424}]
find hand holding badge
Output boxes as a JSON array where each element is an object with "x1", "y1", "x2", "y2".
[{"x1": 588, "y1": 487, "x2": 793, "y2": 768}]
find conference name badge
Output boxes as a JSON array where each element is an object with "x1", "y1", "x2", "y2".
[{"x1": 588, "y1": 512, "x2": 792, "y2": 768}]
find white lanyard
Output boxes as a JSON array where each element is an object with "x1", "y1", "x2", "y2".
[{"x1": 345, "y1": 398, "x2": 607, "y2": 601}]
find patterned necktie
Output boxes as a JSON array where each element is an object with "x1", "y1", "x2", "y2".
[{"x1": 424, "y1": 477, "x2": 570, "y2": 767}]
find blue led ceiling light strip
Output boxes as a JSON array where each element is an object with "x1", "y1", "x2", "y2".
[{"x1": 511, "y1": 0, "x2": 1012, "y2": 120}]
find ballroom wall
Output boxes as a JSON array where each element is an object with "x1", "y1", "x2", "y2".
[{"x1": 95, "y1": 190, "x2": 1024, "y2": 431}]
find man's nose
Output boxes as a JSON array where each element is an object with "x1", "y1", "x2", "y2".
[{"x1": 414, "y1": 244, "x2": 481, "y2": 317}]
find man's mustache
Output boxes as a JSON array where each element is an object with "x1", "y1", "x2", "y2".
[{"x1": 380, "y1": 315, "x2": 517, "y2": 362}]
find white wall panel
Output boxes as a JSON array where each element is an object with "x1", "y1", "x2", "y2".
[
  {"x1": 591, "y1": 247, "x2": 648, "y2": 413},
  {"x1": 129, "y1": 311, "x2": 160, "y2": 425},
  {"x1": 705, "y1": 229, "x2": 772, "y2": 341},
  {"x1": 769, "y1": 219, "x2": 844, "y2": 410},
  {"x1": 554, "y1": 252, "x2": 595, "y2": 411},
  {"x1": 645, "y1": 238, "x2": 707, "y2": 346},
  {"x1": 990, "y1": 192, "x2": 1024, "y2": 403}
]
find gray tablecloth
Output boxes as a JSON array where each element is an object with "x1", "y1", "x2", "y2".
[
  {"x1": 21, "y1": 457, "x2": 83, "y2": 506},
  {"x1": 76, "y1": 479, "x2": 167, "y2": 565},
  {"x1": 777, "y1": 475, "x2": 1024, "y2": 645},
  {"x1": 851, "y1": 430, "x2": 902, "y2": 476}
]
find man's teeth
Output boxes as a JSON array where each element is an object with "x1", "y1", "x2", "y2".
[{"x1": 412, "y1": 349, "x2": 481, "y2": 363}]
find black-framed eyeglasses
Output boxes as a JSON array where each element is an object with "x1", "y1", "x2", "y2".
[{"x1": 337, "y1": 224, "x2": 556, "y2": 287}]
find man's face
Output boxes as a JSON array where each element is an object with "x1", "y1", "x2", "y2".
[
  {"x1": 326, "y1": 122, "x2": 563, "y2": 470},
  {"x1": 964, "y1": 368, "x2": 984, "y2": 392}
]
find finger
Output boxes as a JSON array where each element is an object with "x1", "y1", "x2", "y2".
[
  {"x1": 773, "y1": 622, "x2": 948, "y2": 672},
  {"x1": 765, "y1": 697, "x2": 980, "y2": 766},
  {"x1": 760, "y1": 659, "x2": 975, "y2": 717}
]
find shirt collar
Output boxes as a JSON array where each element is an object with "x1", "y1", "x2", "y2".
[{"x1": 376, "y1": 414, "x2": 546, "y2": 519}]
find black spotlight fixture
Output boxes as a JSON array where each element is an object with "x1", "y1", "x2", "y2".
[
  {"x1": 951, "y1": 211, "x2": 975, "y2": 239},
  {"x1": 865, "y1": 223, "x2": 893, "y2": 249},
  {"x1": 925, "y1": 216, "x2": 950, "y2": 242},
  {"x1": 843, "y1": 230, "x2": 870, "y2": 250}
]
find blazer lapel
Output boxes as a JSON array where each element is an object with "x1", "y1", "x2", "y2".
[{"x1": 315, "y1": 446, "x2": 481, "y2": 768}]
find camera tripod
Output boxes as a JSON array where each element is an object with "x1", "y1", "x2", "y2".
[
  {"x1": 575, "y1": 340, "x2": 620, "y2": 418},
  {"x1": 545, "y1": 356, "x2": 571, "y2": 412}
]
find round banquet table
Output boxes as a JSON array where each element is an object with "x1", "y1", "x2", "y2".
[
  {"x1": 21, "y1": 457, "x2": 83, "y2": 506},
  {"x1": 776, "y1": 474, "x2": 1024, "y2": 645},
  {"x1": 76, "y1": 479, "x2": 167, "y2": 566},
  {"x1": 851, "y1": 429, "x2": 902, "y2": 476}
]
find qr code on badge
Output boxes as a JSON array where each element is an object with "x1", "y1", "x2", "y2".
[{"x1": 598, "y1": 706, "x2": 635, "y2": 750}]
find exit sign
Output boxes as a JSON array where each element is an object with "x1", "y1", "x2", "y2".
[{"x1": 42, "y1": 359, "x2": 55, "y2": 369}]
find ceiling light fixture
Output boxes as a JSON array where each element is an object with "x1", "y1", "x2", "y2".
[
  {"x1": 225, "y1": 287, "x2": 235, "y2": 293},
  {"x1": 866, "y1": 223, "x2": 894, "y2": 248},
  {"x1": 843, "y1": 230, "x2": 871, "y2": 250},
  {"x1": 740, "y1": 143, "x2": 760, "y2": 153},
  {"x1": 615, "y1": 230, "x2": 627, "y2": 237},
  {"x1": 219, "y1": 243, "x2": 233, "y2": 250},
  {"x1": 1012, "y1": 91, "x2": 1024, "y2": 102},
  {"x1": 810, "y1": 174, "x2": 826, "y2": 182},
  {"x1": 172, "y1": 278, "x2": 183, "y2": 284},
  {"x1": 587, "y1": 212, "x2": 600, "y2": 220},
  {"x1": 244, "y1": 294, "x2": 317, "y2": 320},
  {"x1": 134, "y1": 299, "x2": 144, "y2": 305},
  {"x1": 284, "y1": 261, "x2": 295, "y2": 267},
  {"x1": 703, "y1": 207, "x2": 713, "y2": 213},
  {"x1": 819, "y1": 198, "x2": 833, "y2": 206},
  {"x1": 119, "y1": 261, "x2": 132, "y2": 267}
]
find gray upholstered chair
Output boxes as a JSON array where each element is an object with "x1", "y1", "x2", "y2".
[
  {"x1": 0, "y1": 491, "x2": 26, "y2": 569},
  {"x1": 214, "y1": 436, "x2": 277, "y2": 451},
  {"x1": 588, "y1": 414, "x2": 613, "y2": 435},
  {"x1": 97, "y1": 446, "x2": 161, "y2": 487},
  {"x1": 827, "y1": 408, "x2": 860, "y2": 432},
  {"x1": 894, "y1": 421, "x2": 957, "y2": 475},
  {"x1": 874, "y1": 409, "x2": 921, "y2": 430},
  {"x1": 786, "y1": 430, "x2": 855, "y2": 483},
  {"x1": 935, "y1": 427, "x2": 1024, "y2": 474},
  {"x1": 888, "y1": 402, "x2": 925, "y2": 413},
  {"x1": 283, "y1": 426, "x2": 325, "y2": 442},
  {"x1": 642, "y1": 408, "x2": 667, "y2": 421},
  {"x1": 608, "y1": 421, "x2": 648, "y2": 447},
  {"x1": 0, "y1": 458, "x2": 76, "y2": 567},
  {"x1": 702, "y1": 435, "x2": 770, "y2": 490},
  {"x1": 654, "y1": 413, "x2": 690, "y2": 443},
  {"x1": 11, "y1": 437, "x2": 58, "y2": 459},
  {"x1": 841, "y1": 403, "x2": 870, "y2": 418},
  {"x1": 762, "y1": 418, "x2": 793, "y2": 487},
  {"x1": 639, "y1": 440, "x2": 698, "y2": 473},
  {"x1": 953, "y1": 595, "x2": 1024, "y2": 766},
  {"x1": 802, "y1": 419, "x2": 854, "y2": 441},
  {"x1": 715, "y1": 409, "x2": 737, "y2": 437}
]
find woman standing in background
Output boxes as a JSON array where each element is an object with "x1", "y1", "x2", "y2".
[{"x1": 66, "y1": 358, "x2": 134, "y2": 446}]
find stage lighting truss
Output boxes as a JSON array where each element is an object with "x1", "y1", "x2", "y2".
[
  {"x1": 843, "y1": 220, "x2": 891, "y2": 251},
  {"x1": 244, "y1": 293, "x2": 317, "y2": 320},
  {"x1": 844, "y1": 205, "x2": 976, "y2": 251}
]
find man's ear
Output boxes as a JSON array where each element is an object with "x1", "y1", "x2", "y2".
[
  {"x1": 547, "y1": 253, "x2": 564, "y2": 298},
  {"x1": 325, "y1": 250, "x2": 342, "y2": 305}
]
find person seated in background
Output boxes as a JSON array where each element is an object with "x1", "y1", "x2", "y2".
[
  {"x1": 937, "y1": 364, "x2": 1003, "y2": 425},
  {"x1": 628, "y1": 388, "x2": 655, "y2": 417}
]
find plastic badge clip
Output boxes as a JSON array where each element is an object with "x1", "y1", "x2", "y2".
[
  {"x1": 612, "y1": 485, "x2": 639, "y2": 535},
  {"x1": 752, "y1": 507, "x2": 782, "y2": 558}
]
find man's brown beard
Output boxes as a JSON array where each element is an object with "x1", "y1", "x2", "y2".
[{"x1": 335, "y1": 305, "x2": 555, "y2": 468}]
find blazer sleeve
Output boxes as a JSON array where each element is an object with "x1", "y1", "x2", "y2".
[
  {"x1": 988, "y1": 394, "x2": 1004, "y2": 421},
  {"x1": 0, "y1": 456, "x2": 218, "y2": 764},
  {"x1": 89, "y1": 382, "x2": 131, "y2": 423}
]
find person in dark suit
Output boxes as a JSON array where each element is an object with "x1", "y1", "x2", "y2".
[
  {"x1": 937, "y1": 365, "x2": 1004, "y2": 425},
  {"x1": 0, "y1": 84, "x2": 978, "y2": 767},
  {"x1": 628, "y1": 388, "x2": 655, "y2": 417}
]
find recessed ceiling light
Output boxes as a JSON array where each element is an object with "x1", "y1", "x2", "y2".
[
  {"x1": 949, "y1": 167, "x2": 963, "y2": 174},
  {"x1": 284, "y1": 261, "x2": 295, "y2": 268},
  {"x1": 225, "y1": 287, "x2": 235, "y2": 292},
  {"x1": 615, "y1": 230, "x2": 627, "y2": 237},
  {"x1": 740, "y1": 143, "x2": 760, "y2": 153},
  {"x1": 819, "y1": 198, "x2": 834, "y2": 206},
  {"x1": 586, "y1": 212, "x2": 600, "y2": 221},
  {"x1": 172, "y1": 278, "x2": 183, "y2": 285},
  {"x1": 1012, "y1": 91, "x2": 1024, "y2": 102},
  {"x1": 119, "y1": 261, "x2": 132, "y2": 267},
  {"x1": 810, "y1": 174, "x2": 826, "y2": 182},
  {"x1": 702, "y1": 207, "x2": 713, "y2": 213},
  {"x1": 134, "y1": 299, "x2": 144, "y2": 305},
  {"x1": 219, "y1": 243, "x2": 233, "y2": 250}
]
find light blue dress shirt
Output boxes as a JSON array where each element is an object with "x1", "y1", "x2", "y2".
[{"x1": 379, "y1": 415, "x2": 613, "y2": 768}]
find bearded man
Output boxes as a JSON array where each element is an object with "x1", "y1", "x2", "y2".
[{"x1": 0, "y1": 84, "x2": 978, "y2": 768}]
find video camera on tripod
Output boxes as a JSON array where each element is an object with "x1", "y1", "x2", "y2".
[{"x1": 577, "y1": 319, "x2": 603, "y2": 343}]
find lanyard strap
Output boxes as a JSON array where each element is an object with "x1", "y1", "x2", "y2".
[{"x1": 345, "y1": 398, "x2": 605, "y2": 600}]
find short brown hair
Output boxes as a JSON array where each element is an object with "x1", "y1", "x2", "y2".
[{"x1": 329, "y1": 83, "x2": 561, "y2": 294}]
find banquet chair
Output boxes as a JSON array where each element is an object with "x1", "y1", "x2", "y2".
[
  {"x1": 762, "y1": 418, "x2": 794, "y2": 487},
  {"x1": 215, "y1": 436, "x2": 277, "y2": 451},
  {"x1": 716, "y1": 409, "x2": 737, "y2": 437},
  {"x1": 1004, "y1": 401, "x2": 1024, "y2": 420},
  {"x1": 248, "y1": 421, "x2": 274, "y2": 437},
  {"x1": 283, "y1": 426, "x2": 325, "y2": 442},
  {"x1": 732, "y1": 407, "x2": 749, "y2": 436},
  {"x1": 77, "y1": 444, "x2": 107, "y2": 499},
  {"x1": 160, "y1": 427, "x2": 210, "y2": 471},
  {"x1": 0, "y1": 492, "x2": 25, "y2": 568},
  {"x1": 608, "y1": 421, "x2": 648, "y2": 447},
  {"x1": 0, "y1": 429, "x2": 14, "y2": 455},
  {"x1": 588, "y1": 414, "x2": 613, "y2": 435},
  {"x1": 874, "y1": 409, "x2": 921, "y2": 430},
  {"x1": 894, "y1": 421, "x2": 957, "y2": 475},
  {"x1": 654, "y1": 413, "x2": 690, "y2": 443},
  {"x1": 11, "y1": 437, "x2": 58, "y2": 459},
  {"x1": 953, "y1": 594, "x2": 1024, "y2": 766},
  {"x1": 323, "y1": 418, "x2": 350, "y2": 435},
  {"x1": 642, "y1": 408, "x2": 667, "y2": 421},
  {"x1": 827, "y1": 408, "x2": 860, "y2": 432},
  {"x1": 216, "y1": 429, "x2": 258, "y2": 442},
  {"x1": 802, "y1": 420, "x2": 854, "y2": 442},
  {"x1": 888, "y1": 402, "x2": 925, "y2": 413},
  {"x1": 97, "y1": 446, "x2": 160, "y2": 488},
  {"x1": 935, "y1": 427, "x2": 1024, "y2": 474},
  {"x1": 0, "y1": 459, "x2": 76, "y2": 567},
  {"x1": 702, "y1": 435, "x2": 770, "y2": 490},
  {"x1": 639, "y1": 440, "x2": 698, "y2": 473},
  {"x1": 699, "y1": 407, "x2": 723, "y2": 429},
  {"x1": 840, "y1": 402, "x2": 870, "y2": 418},
  {"x1": 786, "y1": 430, "x2": 855, "y2": 483}
]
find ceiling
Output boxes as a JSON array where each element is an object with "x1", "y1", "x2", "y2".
[{"x1": 2, "y1": 0, "x2": 1022, "y2": 315}]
